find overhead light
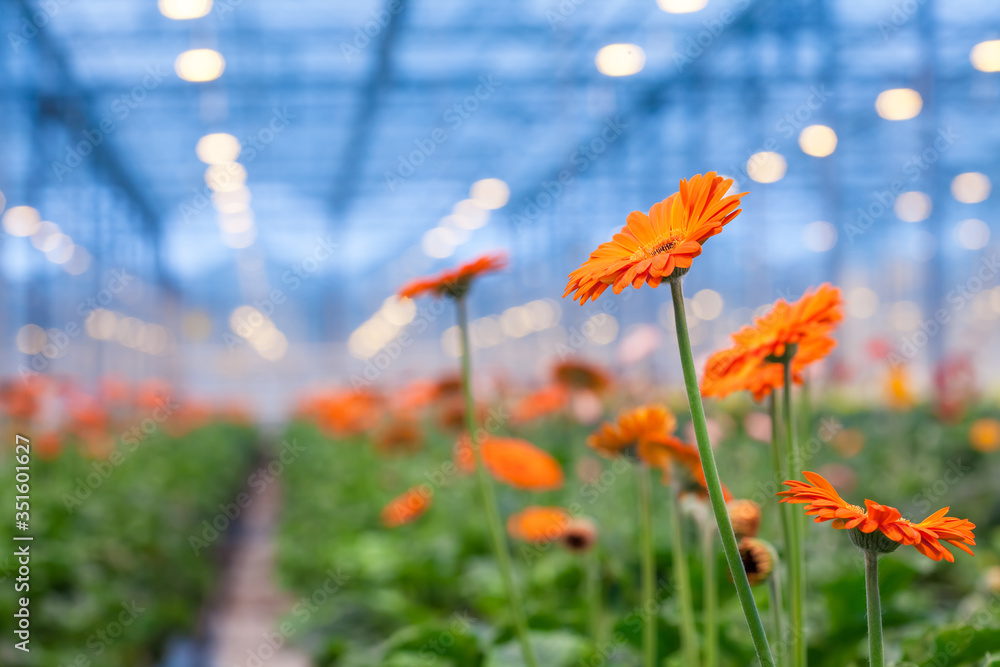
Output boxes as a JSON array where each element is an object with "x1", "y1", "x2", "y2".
[
  {"x1": 452, "y1": 199, "x2": 490, "y2": 229},
  {"x1": 197, "y1": 133, "x2": 241, "y2": 164},
  {"x1": 894, "y1": 191, "x2": 931, "y2": 222},
  {"x1": 875, "y1": 88, "x2": 922, "y2": 120},
  {"x1": 175, "y1": 49, "x2": 225, "y2": 82},
  {"x1": 469, "y1": 178, "x2": 510, "y2": 209},
  {"x1": 971, "y1": 40, "x2": 1000, "y2": 73},
  {"x1": 218, "y1": 211, "x2": 255, "y2": 234},
  {"x1": 16, "y1": 324, "x2": 47, "y2": 355},
  {"x1": 951, "y1": 172, "x2": 991, "y2": 204},
  {"x1": 746, "y1": 152, "x2": 787, "y2": 183},
  {"x1": 595, "y1": 44, "x2": 646, "y2": 77},
  {"x1": 205, "y1": 162, "x2": 247, "y2": 192},
  {"x1": 955, "y1": 219, "x2": 990, "y2": 250},
  {"x1": 798, "y1": 125, "x2": 838, "y2": 157},
  {"x1": 2, "y1": 206, "x2": 41, "y2": 237},
  {"x1": 43, "y1": 234, "x2": 75, "y2": 264},
  {"x1": 62, "y1": 246, "x2": 92, "y2": 276},
  {"x1": 159, "y1": 0, "x2": 213, "y2": 19},
  {"x1": 657, "y1": 0, "x2": 708, "y2": 12},
  {"x1": 30, "y1": 221, "x2": 61, "y2": 250}
]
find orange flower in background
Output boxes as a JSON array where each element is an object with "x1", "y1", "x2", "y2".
[
  {"x1": 455, "y1": 435, "x2": 564, "y2": 490},
  {"x1": 553, "y1": 359, "x2": 611, "y2": 393},
  {"x1": 587, "y1": 405, "x2": 729, "y2": 497},
  {"x1": 98, "y1": 374, "x2": 131, "y2": 406},
  {"x1": 0, "y1": 378, "x2": 44, "y2": 421},
  {"x1": 778, "y1": 471, "x2": 975, "y2": 562},
  {"x1": 381, "y1": 486, "x2": 432, "y2": 527},
  {"x1": 588, "y1": 405, "x2": 677, "y2": 460},
  {"x1": 374, "y1": 414, "x2": 424, "y2": 455},
  {"x1": 392, "y1": 379, "x2": 439, "y2": 412},
  {"x1": 885, "y1": 365, "x2": 915, "y2": 410},
  {"x1": 68, "y1": 395, "x2": 110, "y2": 435},
  {"x1": 314, "y1": 389, "x2": 381, "y2": 436},
  {"x1": 701, "y1": 285, "x2": 842, "y2": 401},
  {"x1": 969, "y1": 418, "x2": 1000, "y2": 453},
  {"x1": 512, "y1": 384, "x2": 569, "y2": 423},
  {"x1": 136, "y1": 378, "x2": 173, "y2": 411},
  {"x1": 36, "y1": 431, "x2": 63, "y2": 460},
  {"x1": 564, "y1": 173, "x2": 746, "y2": 304},
  {"x1": 507, "y1": 506, "x2": 571, "y2": 542},
  {"x1": 398, "y1": 252, "x2": 508, "y2": 300}
]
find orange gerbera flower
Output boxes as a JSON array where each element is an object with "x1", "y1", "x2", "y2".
[
  {"x1": 507, "y1": 506, "x2": 571, "y2": 542},
  {"x1": 314, "y1": 389, "x2": 381, "y2": 436},
  {"x1": 703, "y1": 333, "x2": 835, "y2": 401},
  {"x1": 553, "y1": 360, "x2": 611, "y2": 393},
  {"x1": 398, "y1": 252, "x2": 507, "y2": 300},
  {"x1": 587, "y1": 405, "x2": 729, "y2": 497},
  {"x1": 455, "y1": 435, "x2": 564, "y2": 490},
  {"x1": 778, "y1": 471, "x2": 975, "y2": 562},
  {"x1": 511, "y1": 384, "x2": 569, "y2": 423},
  {"x1": 381, "y1": 486, "x2": 432, "y2": 527},
  {"x1": 564, "y1": 173, "x2": 746, "y2": 304},
  {"x1": 701, "y1": 284, "x2": 842, "y2": 400}
]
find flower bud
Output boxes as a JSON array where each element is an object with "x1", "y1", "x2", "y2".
[
  {"x1": 738, "y1": 537, "x2": 774, "y2": 585},
  {"x1": 728, "y1": 499, "x2": 762, "y2": 538}
]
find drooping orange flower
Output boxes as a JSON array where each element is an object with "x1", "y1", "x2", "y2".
[
  {"x1": 381, "y1": 486, "x2": 432, "y2": 527},
  {"x1": 454, "y1": 435, "x2": 564, "y2": 490},
  {"x1": 778, "y1": 471, "x2": 975, "y2": 562},
  {"x1": 553, "y1": 360, "x2": 611, "y2": 393},
  {"x1": 701, "y1": 284, "x2": 843, "y2": 400},
  {"x1": 564, "y1": 173, "x2": 746, "y2": 304},
  {"x1": 588, "y1": 405, "x2": 677, "y2": 460},
  {"x1": 398, "y1": 252, "x2": 508, "y2": 300},
  {"x1": 507, "y1": 506, "x2": 571, "y2": 542},
  {"x1": 587, "y1": 405, "x2": 730, "y2": 498},
  {"x1": 511, "y1": 384, "x2": 569, "y2": 423}
]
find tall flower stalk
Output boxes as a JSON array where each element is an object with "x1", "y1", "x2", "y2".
[
  {"x1": 397, "y1": 252, "x2": 537, "y2": 667},
  {"x1": 588, "y1": 406, "x2": 710, "y2": 666},
  {"x1": 636, "y1": 463, "x2": 657, "y2": 667},
  {"x1": 864, "y1": 551, "x2": 884, "y2": 667},
  {"x1": 564, "y1": 172, "x2": 775, "y2": 665},
  {"x1": 666, "y1": 467, "x2": 699, "y2": 667},
  {"x1": 702, "y1": 520, "x2": 719, "y2": 667},
  {"x1": 456, "y1": 296, "x2": 538, "y2": 667},
  {"x1": 779, "y1": 353, "x2": 806, "y2": 667},
  {"x1": 671, "y1": 278, "x2": 776, "y2": 667}
]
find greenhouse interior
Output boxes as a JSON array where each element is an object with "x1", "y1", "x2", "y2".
[{"x1": 2, "y1": 0, "x2": 1000, "y2": 665}]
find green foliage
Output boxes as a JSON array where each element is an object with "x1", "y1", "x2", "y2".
[{"x1": 0, "y1": 422, "x2": 256, "y2": 666}]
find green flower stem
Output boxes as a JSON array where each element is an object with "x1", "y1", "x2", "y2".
[
  {"x1": 637, "y1": 463, "x2": 657, "y2": 667},
  {"x1": 587, "y1": 549, "x2": 604, "y2": 644},
  {"x1": 768, "y1": 393, "x2": 792, "y2": 667},
  {"x1": 768, "y1": 549, "x2": 787, "y2": 667},
  {"x1": 769, "y1": 393, "x2": 794, "y2": 551},
  {"x1": 864, "y1": 551, "x2": 884, "y2": 667},
  {"x1": 702, "y1": 520, "x2": 719, "y2": 667},
  {"x1": 669, "y1": 278, "x2": 776, "y2": 667},
  {"x1": 667, "y1": 473, "x2": 699, "y2": 666},
  {"x1": 781, "y1": 360, "x2": 806, "y2": 667},
  {"x1": 456, "y1": 296, "x2": 538, "y2": 667}
]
